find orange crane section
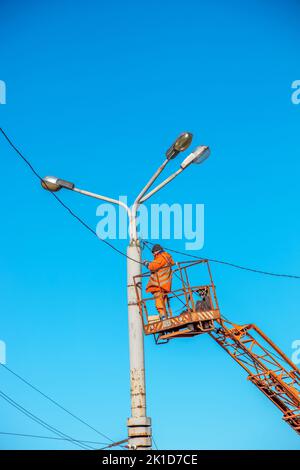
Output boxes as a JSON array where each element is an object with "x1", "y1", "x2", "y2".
[
  {"x1": 134, "y1": 259, "x2": 300, "y2": 435},
  {"x1": 210, "y1": 318, "x2": 300, "y2": 435}
]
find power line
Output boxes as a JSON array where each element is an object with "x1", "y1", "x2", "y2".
[
  {"x1": 143, "y1": 241, "x2": 300, "y2": 280},
  {"x1": 0, "y1": 389, "x2": 94, "y2": 450},
  {"x1": 98, "y1": 439, "x2": 128, "y2": 450},
  {"x1": 0, "y1": 129, "x2": 132, "y2": 449},
  {"x1": 0, "y1": 431, "x2": 108, "y2": 446},
  {"x1": 2, "y1": 127, "x2": 296, "y2": 281},
  {"x1": 0, "y1": 127, "x2": 143, "y2": 266},
  {"x1": 0, "y1": 430, "x2": 127, "y2": 450},
  {"x1": 0, "y1": 363, "x2": 114, "y2": 444}
]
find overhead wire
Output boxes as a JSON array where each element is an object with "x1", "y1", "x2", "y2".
[
  {"x1": 0, "y1": 389, "x2": 94, "y2": 450},
  {"x1": 0, "y1": 128, "x2": 133, "y2": 449},
  {"x1": 0, "y1": 127, "x2": 143, "y2": 266},
  {"x1": 152, "y1": 436, "x2": 158, "y2": 450},
  {"x1": 1, "y1": 128, "x2": 299, "y2": 279},
  {"x1": 0, "y1": 431, "x2": 109, "y2": 446},
  {"x1": 0, "y1": 363, "x2": 114, "y2": 444},
  {"x1": 98, "y1": 439, "x2": 128, "y2": 450},
  {"x1": 143, "y1": 240, "x2": 300, "y2": 280}
]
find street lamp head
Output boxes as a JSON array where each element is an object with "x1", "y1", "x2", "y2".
[
  {"x1": 41, "y1": 176, "x2": 75, "y2": 192},
  {"x1": 180, "y1": 145, "x2": 210, "y2": 170},
  {"x1": 166, "y1": 132, "x2": 193, "y2": 160},
  {"x1": 41, "y1": 176, "x2": 61, "y2": 192}
]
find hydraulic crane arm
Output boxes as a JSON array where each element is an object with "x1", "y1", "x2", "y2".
[
  {"x1": 210, "y1": 317, "x2": 300, "y2": 435},
  {"x1": 135, "y1": 258, "x2": 300, "y2": 435}
]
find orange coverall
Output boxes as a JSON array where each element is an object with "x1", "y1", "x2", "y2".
[{"x1": 146, "y1": 251, "x2": 175, "y2": 318}]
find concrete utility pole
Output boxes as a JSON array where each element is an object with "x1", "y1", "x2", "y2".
[
  {"x1": 41, "y1": 133, "x2": 210, "y2": 449},
  {"x1": 126, "y1": 240, "x2": 150, "y2": 448}
]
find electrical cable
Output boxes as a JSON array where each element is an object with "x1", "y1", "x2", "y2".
[
  {"x1": 0, "y1": 389, "x2": 94, "y2": 450},
  {"x1": 98, "y1": 438, "x2": 128, "y2": 450},
  {"x1": 0, "y1": 128, "x2": 137, "y2": 449},
  {"x1": 0, "y1": 363, "x2": 114, "y2": 443},
  {"x1": 0, "y1": 431, "x2": 108, "y2": 446},
  {"x1": 2, "y1": 128, "x2": 298, "y2": 280},
  {"x1": 152, "y1": 436, "x2": 158, "y2": 450},
  {"x1": 143, "y1": 240, "x2": 300, "y2": 280},
  {"x1": 0, "y1": 128, "x2": 143, "y2": 266}
]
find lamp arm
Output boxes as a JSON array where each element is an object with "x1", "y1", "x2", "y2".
[
  {"x1": 72, "y1": 187, "x2": 131, "y2": 218},
  {"x1": 133, "y1": 158, "x2": 169, "y2": 208},
  {"x1": 139, "y1": 168, "x2": 183, "y2": 203}
]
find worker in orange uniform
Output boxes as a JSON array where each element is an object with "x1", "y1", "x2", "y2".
[{"x1": 143, "y1": 244, "x2": 175, "y2": 319}]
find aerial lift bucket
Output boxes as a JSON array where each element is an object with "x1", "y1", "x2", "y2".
[{"x1": 134, "y1": 260, "x2": 221, "y2": 344}]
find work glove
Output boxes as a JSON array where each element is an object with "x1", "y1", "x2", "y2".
[{"x1": 143, "y1": 261, "x2": 150, "y2": 268}]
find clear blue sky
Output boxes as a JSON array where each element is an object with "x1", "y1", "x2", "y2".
[{"x1": 0, "y1": 0, "x2": 299, "y2": 450}]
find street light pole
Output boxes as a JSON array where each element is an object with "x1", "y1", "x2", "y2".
[
  {"x1": 126, "y1": 237, "x2": 151, "y2": 449},
  {"x1": 41, "y1": 133, "x2": 209, "y2": 450}
]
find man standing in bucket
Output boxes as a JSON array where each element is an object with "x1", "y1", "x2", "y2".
[{"x1": 143, "y1": 244, "x2": 175, "y2": 319}]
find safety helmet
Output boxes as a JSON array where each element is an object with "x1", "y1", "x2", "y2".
[{"x1": 151, "y1": 244, "x2": 163, "y2": 254}]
